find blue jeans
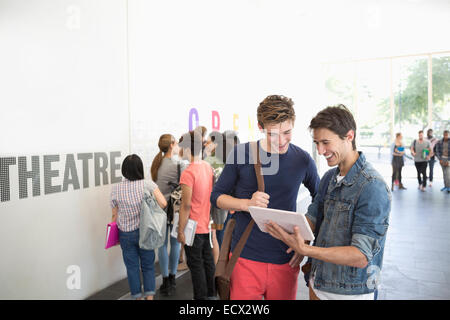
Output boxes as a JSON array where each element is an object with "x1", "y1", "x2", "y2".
[
  {"x1": 119, "y1": 229, "x2": 156, "y2": 299},
  {"x1": 157, "y1": 224, "x2": 181, "y2": 277},
  {"x1": 428, "y1": 157, "x2": 435, "y2": 182}
]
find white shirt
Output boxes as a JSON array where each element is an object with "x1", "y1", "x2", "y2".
[{"x1": 309, "y1": 174, "x2": 375, "y2": 300}]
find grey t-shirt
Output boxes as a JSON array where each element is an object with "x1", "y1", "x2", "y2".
[
  {"x1": 155, "y1": 157, "x2": 188, "y2": 201},
  {"x1": 411, "y1": 139, "x2": 431, "y2": 162}
]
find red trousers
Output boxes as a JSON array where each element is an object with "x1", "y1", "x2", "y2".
[{"x1": 229, "y1": 256, "x2": 300, "y2": 300}]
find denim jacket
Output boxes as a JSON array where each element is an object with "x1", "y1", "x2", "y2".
[{"x1": 305, "y1": 152, "x2": 391, "y2": 295}]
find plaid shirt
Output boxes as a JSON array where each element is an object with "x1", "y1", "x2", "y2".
[{"x1": 110, "y1": 179, "x2": 157, "y2": 232}]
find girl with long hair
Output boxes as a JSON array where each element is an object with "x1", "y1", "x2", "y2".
[{"x1": 151, "y1": 134, "x2": 187, "y2": 296}]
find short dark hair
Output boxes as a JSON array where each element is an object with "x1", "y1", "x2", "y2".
[
  {"x1": 208, "y1": 131, "x2": 222, "y2": 144},
  {"x1": 208, "y1": 131, "x2": 226, "y2": 162},
  {"x1": 179, "y1": 130, "x2": 203, "y2": 157},
  {"x1": 418, "y1": 130, "x2": 424, "y2": 134},
  {"x1": 121, "y1": 154, "x2": 144, "y2": 181},
  {"x1": 309, "y1": 104, "x2": 357, "y2": 150},
  {"x1": 222, "y1": 130, "x2": 240, "y2": 162}
]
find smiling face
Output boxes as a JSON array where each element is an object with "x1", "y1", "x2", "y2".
[
  {"x1": 259, "y1": 120, "x2": 293, "y2": 154},
  {"x1": 312, "y1": 127, "x2": 355, "y2": 167}
]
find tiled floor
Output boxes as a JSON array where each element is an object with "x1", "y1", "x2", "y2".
[
  {"x1": 376, "y1": 178, "x2": 450, "y2": 300},
  {"x1": 88, "y1": 154, "x2": 450, "y2": 300}
]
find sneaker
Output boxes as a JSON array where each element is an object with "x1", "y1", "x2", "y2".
[
  {"x1": 420, "y1": 186, "x2": 426, "y2": 192},
  {"x1": 429, "y1": 182, "x2": 433, "y2": 187},
  {"x1": 441, "y1": 187, "x2": 447, "y2": 191}
]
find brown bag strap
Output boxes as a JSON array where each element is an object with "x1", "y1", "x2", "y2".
[
  {"x1": 252, "y1": 141, "x2": 265, "y2": 192},
  {"x1": 224, "y1": 141, "x2": 264, "y2": 276}
]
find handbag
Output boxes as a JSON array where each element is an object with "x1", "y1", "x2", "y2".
[
  {"x1": 214, "y1": 141, "x2": 264, "y2": 300},
  {"x1": 139, "y1": 181, "x2": 167, "y2": 250},
  {"x1": 105, "y1": 222, "x2": 119, "y2": 249}
]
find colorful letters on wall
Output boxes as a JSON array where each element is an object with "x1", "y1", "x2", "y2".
[{"x1": 188, "y1": 108, "x2": 256, "y2": 140}]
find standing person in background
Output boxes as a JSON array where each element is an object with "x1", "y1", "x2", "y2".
[
  {"x1": 194, "y1": 126, "x2": 208, "y2": 158},
  {"x1": 204, "y1": 131, "x2": 227, "y2": 264},
  {"x1": 111, "y1": 154, "x2": 167, "y2": 300},
  {"x1": 427, "y1": 129, "x2": 438, "y2": 187},
  {"x1": 435, "y1": 130, "x2": 450, "y2": 193},
  {"x1": 178, "y1": 130, "x2": 216, "y2": 300},
  {"x1": 411, "y1": 130, "x2": 431, "y2": 192},
  {"x1": 391, "y1": 133, "x2": 407, "y2": 191},
  {"x1": 216, "y1": 130, "x2": 241, "y2": 248},
  {"x1": 151, "y1": 134, "x2": 187, "y2": 296},
  {"x1": 204, "y1": 131, "x2": 225, "y2": 169},
  {"x1": 177, "y1": 134, "x2": 191, "y2": 272}
]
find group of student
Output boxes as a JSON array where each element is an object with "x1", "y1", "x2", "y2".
[
  {"x1": 110, "y1": 127, "x2": 239, "y2": 300},
  {"x1": 110, "y1": 94, "x2": 393, "y2": 300},
  {"x1": 391, "y1": 129, "x2": 450, "y2": 192}
]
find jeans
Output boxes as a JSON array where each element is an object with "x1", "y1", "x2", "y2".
[
  {"x1": 441, "y1": 162, "x2": 450, "y2": 188},
  {"x1": 184, "y1": 234, "x2": 216, "y2": 300},
  {"x1": 428, "y1": 157, "x2": 436, "y2": 182},
  {"x1": 415, "y1": 162, "x2": 428, "y2": 187},
  {"x1": 119, "y1": 229, "x2": 156, "y2": 299},
  {"x1": 157, "y1": 224, "x2": 181, "y2": 277}
]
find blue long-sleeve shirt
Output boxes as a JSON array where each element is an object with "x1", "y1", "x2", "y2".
[{"x1": 210, "y1": 141, "x2": 320, "y2": 264}]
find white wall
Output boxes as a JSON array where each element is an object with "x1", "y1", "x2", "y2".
[
  {"x1": 1, "y1": 0, "x2": 448, "y2": 299},
  {"x1": 0, "y1": 0, "x2": 129, "y2": 299}
]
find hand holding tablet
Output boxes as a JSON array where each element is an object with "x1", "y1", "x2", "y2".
[{"x1": 248, "y1": 206, "x2": 315, "y2": 241}]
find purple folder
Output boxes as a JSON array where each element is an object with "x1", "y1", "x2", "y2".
[{"x1": 105, "y1": 222, "x2": 120, "y2": 249}]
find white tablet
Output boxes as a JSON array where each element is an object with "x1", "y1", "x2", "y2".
[{"x1": 248, "y1": 206, "x2": 315, "y2": 241}]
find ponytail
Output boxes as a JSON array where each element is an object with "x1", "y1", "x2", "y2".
[
  {"x1": 151, "y1": 151, "x2": 164, "y2": 181},
  {"x1": 151, "y1": 133, "x2": 175, "y2": 181}
]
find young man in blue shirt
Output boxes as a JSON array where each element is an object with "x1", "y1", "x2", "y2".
[
  {"x1": 267, "y1": 105, "x2": 391, "y2": 300},
  {"x1": 210, "y1": 95, "x2": 320, "y2": 300}
]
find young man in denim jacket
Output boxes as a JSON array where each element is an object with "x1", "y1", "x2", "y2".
[{"x1": 267, "y1": 105, "x2": 391, "y2": 300}]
